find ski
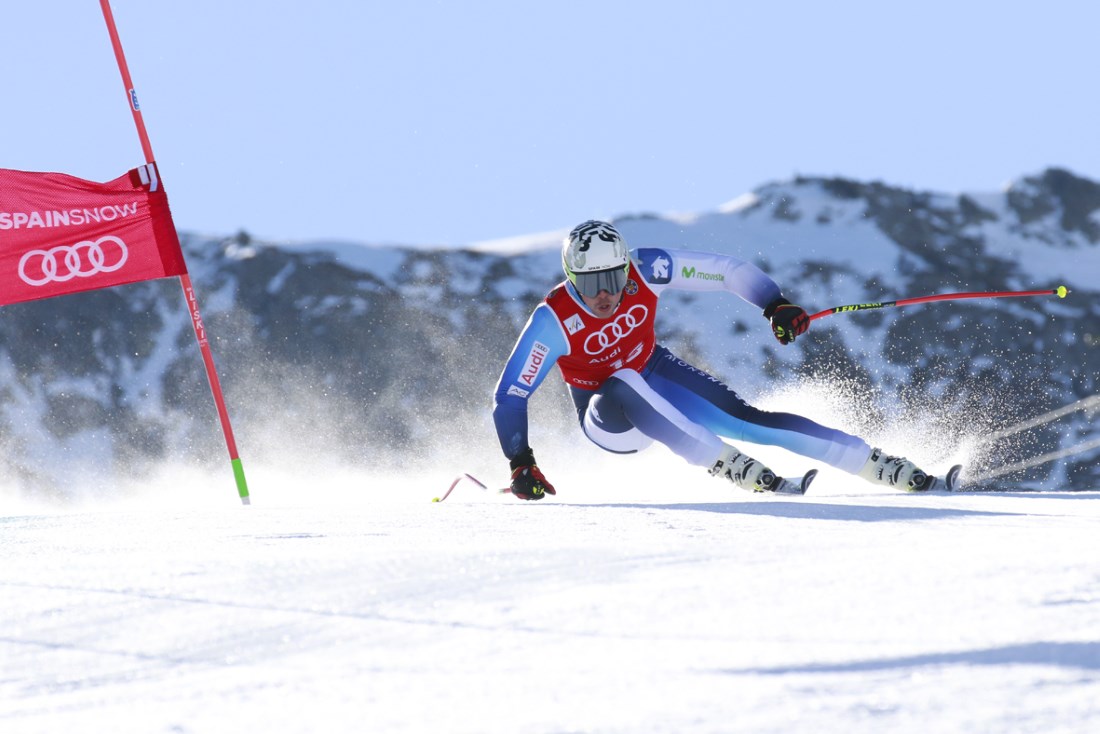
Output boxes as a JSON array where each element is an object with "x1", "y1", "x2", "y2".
[
  {"x1": 768, "y1": 468, "x2": 818, "y2": 495},
  {"x1": 912, "y1": 464, "x2": 963, "y2": 492}
]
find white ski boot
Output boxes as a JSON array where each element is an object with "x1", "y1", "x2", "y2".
[
  {"x1": 858, "y1": 448, "x2": 930, "y2": 491},
  {"x1": 710, "y1": 445, "x2": 777, "y2": 492}
]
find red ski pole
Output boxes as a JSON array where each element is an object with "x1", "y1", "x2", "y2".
[{"x1": 809, "y1": 285, "x2": 1069, "y2": 322}]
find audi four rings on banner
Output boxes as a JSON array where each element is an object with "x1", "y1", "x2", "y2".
[{"x1": 18, "y1": 236, "x2": 129, "y2": 286}]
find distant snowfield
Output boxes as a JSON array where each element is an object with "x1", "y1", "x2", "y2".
[{"x1": 2, "y1": 458, "x2": 1098, "y2": 734}]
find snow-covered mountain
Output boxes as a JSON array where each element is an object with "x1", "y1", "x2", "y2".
[{"x1": 0, "y1": 168, "x2": 1096, "y2": 497}]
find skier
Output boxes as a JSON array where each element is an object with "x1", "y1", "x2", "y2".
[{"x1": 492, "y1": 220, "x2": 936, "y2": 500}]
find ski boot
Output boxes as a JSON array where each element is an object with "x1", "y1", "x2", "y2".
[
  {"x1": 710, "y1": 445, "x2": 776, "y2": 492},
  {"x1": 858, "y1": 448, "x2": 932, "y2": 492}
]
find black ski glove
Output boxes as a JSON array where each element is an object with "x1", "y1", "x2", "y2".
[
  {"x1": 509, "y1": 448, "x2": 556, "y2": 501},
  {"x1": 763, "y1": 297, "x2": 809, "y2": 345}
]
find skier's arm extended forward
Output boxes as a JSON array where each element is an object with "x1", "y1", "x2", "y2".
[{"x1": 492, "y1": 304, "x2": 568, "y2": 498}]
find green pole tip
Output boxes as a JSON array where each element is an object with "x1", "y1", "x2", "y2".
[{"x1": 1056, "y1": 285, "x2": 1068, "y2": 298}]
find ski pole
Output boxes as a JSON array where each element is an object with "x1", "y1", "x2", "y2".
[
  {"x1": 809, "y1": 285, "x2": 1069, "y2": 322},
  {"x1": 432, "y1": 473, "x2": 511, "y2": 503}
]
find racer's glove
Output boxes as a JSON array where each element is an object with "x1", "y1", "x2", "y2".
[
  {"x1": 763, "y1": 297, "x2": 809, "y2": 345},
  {"x1": 509, "y1": 448, "x2": 556, "y2": 501}
]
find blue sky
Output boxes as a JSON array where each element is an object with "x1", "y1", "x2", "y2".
[{"x1": 2, "y1": 1, "x2": 1096, "y2": 247}]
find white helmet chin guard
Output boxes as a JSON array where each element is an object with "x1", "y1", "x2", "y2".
[{"x1": 562, "y1": 220, "x2": 630, "y2": 297}]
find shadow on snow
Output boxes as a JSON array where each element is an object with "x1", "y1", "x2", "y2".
[
  {"x1": 714, "y1": 640, "x2": 1100, "y2": 675},
  {"x1": 548, "y1": 502, "x2": 1014, "y2": 522}
]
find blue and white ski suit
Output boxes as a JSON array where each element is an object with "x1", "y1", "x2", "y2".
[{"x1": 492, "y1": 247, "x2": 871, "y2": 474}]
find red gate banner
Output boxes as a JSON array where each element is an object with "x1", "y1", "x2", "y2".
[{"x1": 0, "y1": 163, "x2": 186, "y2": 306}]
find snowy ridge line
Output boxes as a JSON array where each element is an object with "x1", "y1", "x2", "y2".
[{"x1": 979, "y1": 394, "x2": 1100, "y2": 445}]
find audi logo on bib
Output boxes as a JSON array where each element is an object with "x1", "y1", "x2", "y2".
[
  {"x1": 584, "y1": 304, "x2": 649, "y2": 355},
  {"x1": 18, "y1": 236, "x2": 129, "y2": 287}
]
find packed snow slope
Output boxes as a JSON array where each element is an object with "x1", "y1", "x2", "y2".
[{"x1": 1, "y1": 464, "x2": 1098, "y2": 734}]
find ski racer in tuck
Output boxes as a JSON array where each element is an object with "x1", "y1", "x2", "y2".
[{"x1": 493, "y1": 220, "x2": 937, "y2": 500}]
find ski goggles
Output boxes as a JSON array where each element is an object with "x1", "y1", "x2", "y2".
[{"x1": 570, "y1": 265, "x2": 629, "y2": 298}]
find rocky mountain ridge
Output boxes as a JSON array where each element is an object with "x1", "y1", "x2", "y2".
[{"x1": 1, "y1": 168, "x2": 1096, "y2": 496}]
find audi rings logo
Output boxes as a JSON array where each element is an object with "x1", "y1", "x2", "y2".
[
  {"x1": 18, "y1": 236, "x2": 129, "y2": 287},
  {"x1": 584, "y1": 304, "x2": 649, "y2": 355}
]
